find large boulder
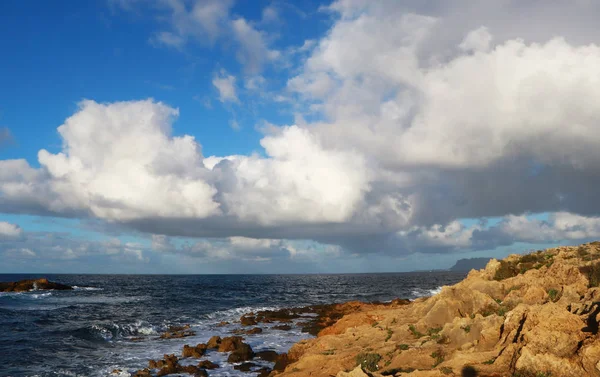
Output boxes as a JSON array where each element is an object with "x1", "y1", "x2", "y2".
[{"x1": 227, "y1": 342, "x2": 254, "y2": 363}]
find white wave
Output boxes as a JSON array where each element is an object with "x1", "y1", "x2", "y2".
[
  {"x1": 73, "y1": 286, "x2": 104, "y2": 291},
  {"x1": 411, "y1": 286, "x2": 443, "y2": 298},
  {"x1": 204, "y1": 306, "x2": 281, "y2": 322},
  {"x1": 30, "y1": 292, "x2": 52, "y2": 299}
]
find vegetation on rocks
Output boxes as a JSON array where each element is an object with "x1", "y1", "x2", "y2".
[{"x1": 355, "y1": 352, "x2": 382, "y2": 372}]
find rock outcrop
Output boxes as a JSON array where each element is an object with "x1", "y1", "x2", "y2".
[
  {"x1": 273, "y1": 242, "x2": 600, "y2": 377},
  {"x1": 0, "y1": 278, "x2": 72, "y2": 292}
]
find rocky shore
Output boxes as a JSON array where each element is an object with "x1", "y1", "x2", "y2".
[{"x1": 125, "y1": 242, "x2": 600, "y2": 377}]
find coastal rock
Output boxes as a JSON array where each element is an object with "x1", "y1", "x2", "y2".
[
  {"x1": 256, "y1": 367, "x2": 272, "y2": 377},
  {"x1": 233, "y1": 362, "x2": 257, "y2": 372},
  {"x1": 207, "y1": 335, "x2": 221, "y2": 349},
  {"x1": 182, "y1": 343, "x2": 207, "y2": 358},
  {"x1": 159, "y1": 324, "x2": 195, "y2": 339},
  {"x1": 232, "y1": 327, "x2": 263, "y2": 335},
  {"x1": 0, "y1": 278, "x2": 72, "y2": 292},
  {"x1": 273, "y1": 242, "x2": 600, "y2": 377},
  {"x1": 240, "y1": 314, "x2": 257, "y2": 326},
  {"x1": 197, "y1": 360, "x2": 219, "y2": 369},
  {"x1": 155, "y1": 354, "x2": 179, "y2": 377},
  {"x1": 255, "y1": 350, "x2": 279, "y2": 362},
  {"x1": 227, "y1": 342, "x2": 254, "y2": 363},
  {"x1": 132, "y1": 369, "x2": 152, "y2": 377},
  {"x1": 336, "y1": 366, "x2": 372, "y2": 377},
  {"x1": 217, "y1": 336, "x2": 245, "y2": 352}
]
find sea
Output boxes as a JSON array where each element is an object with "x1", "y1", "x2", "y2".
[{"x1": 0, "y1": 272, "x2": 466, "y2": 377}]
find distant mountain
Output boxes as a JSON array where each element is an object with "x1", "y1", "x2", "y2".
[{"x1": 450, "y1": 257, "x2": 492, "y2": 272}]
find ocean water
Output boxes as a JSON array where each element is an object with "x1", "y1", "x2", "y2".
[{"x1": 0, "y1": 272, "x2": 465, "y2": 377}]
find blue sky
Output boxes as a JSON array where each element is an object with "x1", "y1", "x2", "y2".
[{"x1": 2, "y1": 0, "x2": 600, "y2": 273}]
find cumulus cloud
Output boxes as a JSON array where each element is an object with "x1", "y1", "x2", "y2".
[
  {"x1": 0, "y1": 99, "x2": 370, "y2": 232},
  {"x1": 212, "y1": 71, "x2": 239, "y2": 103}
]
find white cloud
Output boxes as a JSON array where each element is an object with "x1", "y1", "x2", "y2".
[
  {"x1": 151, "y1": 31, "x2": 186, "y2": 49},
  {"x1": 261, "y1": 6, "x2": 279, "y2": 24},
  {"x1": 212, "y1": 71, "x2": 239, "y2": 103},
  {"x1": 21, "y1": 100, "x2": 219, "y2": 221},
  {"x1": 0, "y1": 222, "x2": 22, "y2": 238},
  {"x1": 459, "y1": 26, "x2": 492, "y2": 52},
  {"x1": 231, "y1": 18, "x2": 280, "y2": 74},
  {"x1": 118, "y1": 0, "x2": 278, "y2": 74}
]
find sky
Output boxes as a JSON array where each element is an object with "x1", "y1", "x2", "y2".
[{"x1": 2, "y1": 0, "x2": 600, "y2": 274}]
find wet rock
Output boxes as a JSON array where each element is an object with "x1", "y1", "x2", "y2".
[
  {"x1": 216, "y1": 321, "x2": 230, "y2": 327},
  {"x1": 273, "y1": 324, "x2": 292, "y2": 331},
  {"x1": 198, "y1": 360, "x2": 219, "y2": 369},
  {"x1": 256, "y1": 367, "x2": 272, "y2": 377},
  {"x1": 155, "y1": 354, "x2": 180, "y2": 377},
  {"x1": 218, "y1": 336, "x2": 245, "y2": 352},
  {"x1": 240, "y1": 314, "x2": 257, "y2": 326},
  {"x1": 180, "y1": 365, "x2": 208, "y2": 377},
  {"x1": 132, "y1": 369, "x2": 152, "y2": 377},
  {"x1": 227, "y1": 343, "x2": 255, "y2": 363},
  {"x1": 255, "y1": 350, "x2": 279, "y2": 362},
  {"x1": 0, "y1": 278, "x2": 72, "y2": 292},
  {"x1": 273, "y1": 353, "x2": 291, "y2": 372},
  {"x1": 232, "y1": 327, "x2": 263, "y2": 335},
  {"x1": 182, "y1": 343, "x2": 208, "y2": 358},
  {"x1": 148, "y1": 359, "x2": 163, "y2": 369},
  {"x1": 207, "y1": 335, "x2": 221, "y2": 349},
  {"x1": 233, "y1": 362, "x2": 257, "y2": 372},
  {"x1": 160, "y1": 324, "x2": 196, "y2": 339}
]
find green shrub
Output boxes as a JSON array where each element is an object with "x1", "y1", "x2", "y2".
[
  {"x1": 355, "y1": 353, "x2": 382, "y2": 372},
  {"x1": 547, "y1": 289, "x2": 559, "y2": 302},
  {"x1": 431, "y1": 350, "x2": 445, "y2": 367},
  {"x1": 408, "y1": 324, "x2": 424, "y2": 338},
  {"x1": 483, "y1": 358, "x2": 496, "y2": 365},
  {"x1": 494, "y1": 260, "x2": 519, "y2": 280},
  {"x1": 497, "y1": 306, "x2": 507, "y2": 316},
  {"x1": 385, "y1": 328, "x2": 393, "y2": 342},
  {"x1": 579, "y1": 262, "x2": 600, "y2": 287},
  {"x1": 507, "y1": 284, "x2": 523, "y2": 294},
  {"x1": 397, "y1": 344, "x2": 409, "y2": 351},
  {"x1": 461, "y1": 325, "x2": 471, "y2": 333},
  {"x1": 440, "y1": 366, "x2": 453, "y2": 375}
]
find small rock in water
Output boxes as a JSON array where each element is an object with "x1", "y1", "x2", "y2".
[
  {"x1": 182, "y1": 343, "x2": 207, "y2": 358},
  {"x1": 160, "y1": 324, "x2": 196, "y2": 339},
  {"x1": 255, "y1": 350, "x2": 279, "y2": 362},
  {"x1": 233, "y1": 362, "x2": 257, "y2": 372},
  {"x1": 198, "y1": 360, "x2": 219, "y2": 369}
]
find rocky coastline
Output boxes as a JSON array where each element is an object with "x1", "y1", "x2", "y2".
[
  {"x1": 0, "y1": 277, "x2": 72, "y2": 292},
  {"x1": 127, "y1": 242, "x2": 600, "y2": 377},
  {"x1": 6, "y1": 242, "x2": 600, "y2": 377}
]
